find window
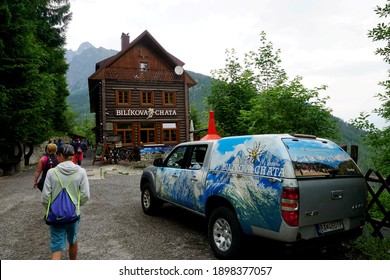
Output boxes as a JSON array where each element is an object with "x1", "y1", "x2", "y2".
[
  {"x1": 162, "y1": 91, "x2": 176, "y2": 106},
  {"x1": 114, "y1": 123, "x2": 133, "y2": 144},
  {"x1": 140, "y1": 62, "x2": 148, "y2": 72},
  {"x1": 189, "y1": 145, "x2": 208, "y2": 169},
  {"x1": 140, "y1": 122, "x2": 155, "y2": 144},
  {"x1": 166, "y1": 146, "x2": 187, "y2": 168},
  {"x1": 162, "y1": 123, "x2": 178, "y2": 143},
  {"x1": 140, "y1": 90, "x2": 154, "y2": 106},
  {"x1": 115, "y1": 90, "x2": 131, "y2": 106},
  {"x1": 164, "y1": 145, "x2": 207, "y2": 169},
  {"x1": 283, "y1": 138, "x2": 362, "y2": 177}
]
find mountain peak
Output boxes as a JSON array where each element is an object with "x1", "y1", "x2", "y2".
[{"x1": 77, "y1": 42, "x2": 95, "y2": 54}]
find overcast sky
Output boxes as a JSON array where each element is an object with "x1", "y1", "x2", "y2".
[{"x1": 67, "y1": 0, "x2": 389, "y2": 129}]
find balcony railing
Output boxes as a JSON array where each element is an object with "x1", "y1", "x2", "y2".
[{"x1": 105, "y1": 68, "x2": 183, "y2": 82}]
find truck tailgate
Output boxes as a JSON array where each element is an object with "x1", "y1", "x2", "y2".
[{"x1": 298, "y1": 177, "x2": 366, "y2": 227}]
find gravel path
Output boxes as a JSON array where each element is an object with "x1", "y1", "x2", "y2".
[
  {"x1": 0, "y1": 157, "x2": 213, "y2": 260},
  {"x1": 0, "y1": 156, "x2": 373, "y2": 260}
]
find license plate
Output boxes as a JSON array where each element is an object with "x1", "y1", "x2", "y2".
[{"x1": 316, "y1": 220, "x2": 344, "y2": 235}]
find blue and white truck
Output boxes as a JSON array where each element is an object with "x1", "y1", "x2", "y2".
[{"x1": 140, "y1": 134, "x2": 367, "y2": 259}]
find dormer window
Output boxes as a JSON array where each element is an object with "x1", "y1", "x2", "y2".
[{"x1": 140, "y1": 62, "x2": 148, "y2": 72}]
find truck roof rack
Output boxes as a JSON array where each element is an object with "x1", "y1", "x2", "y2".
[{"x1": 290, "y1": 134, "x2": 317, "y2": 139}]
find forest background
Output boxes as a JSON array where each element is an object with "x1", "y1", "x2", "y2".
[{"x1": 1, "y1": 0, "x2": 389, "y2": 176}]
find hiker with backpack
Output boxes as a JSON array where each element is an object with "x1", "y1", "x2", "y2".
[
  {"x1": 33, "y1": 143, "x2": 59, "y2": 191},
  {"x1": 41, "y1": 144, "x2": 90, "y2": 260},
  {"x1": 72, "y1": 138, "x2": 83, "y2": 165}
]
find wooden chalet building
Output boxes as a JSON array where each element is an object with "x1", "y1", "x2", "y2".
[{"x1": 88, "y1": 30, "x2": 196, "y2": 151}]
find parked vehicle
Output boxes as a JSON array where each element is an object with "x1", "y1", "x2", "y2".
[{"x1": 140, "y1": 134, "x2": 367, "y2": 259}]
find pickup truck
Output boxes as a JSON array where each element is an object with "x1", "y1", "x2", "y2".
[{"x1": 140, "y1": 134, "x2": 367, "y2": 259}]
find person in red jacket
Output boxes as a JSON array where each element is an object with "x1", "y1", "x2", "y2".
[{"x1": 72, "y1": 138, "x2": 83, "y2": 165}]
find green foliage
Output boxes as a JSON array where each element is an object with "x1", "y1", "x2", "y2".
[
  {"x1": 77, "y1": 114, "x2": 95, "y2": 143},
  {"x1": 66, "y1": 109, "x2": 95, "y2": 143},
  {"x1": 241, "y1": 76, "x2": 339, "y2": 139},
  {"x1": 0, "y1": 0, "x2": 72, "y2": 153},
  {"x1": 186, "y1": 69, "x2": 370, "y2": 170},
  {"x1": 349, "y1": 224, "x2": 390, "y2": 260},
  {"x1": 208, "y1": 48, "x2": 258, "y2": 136},
  {"x1": 190, "y1": 105, "x2": 201, "y2": 131},
  {"x1": 208, "y1": 31, "x2": 339, "y2": 139},
  {"x1": 352, "y1": 114, "x2": 390, "y2": 175},
  {"x1": 244, "y1": 31, "x2": 287, "y2": 91},
  {"x1": 369, "y1": 2, "x2": 390, "y2": 64},
  {"x1": 351, "y1": 1, "x2": 390, "y2": 175},
  {"x1": 188, "y1": 71, "x2": 212, "y2": 125},
  {"x1": 336, "y1": 118, "x2": 372, "y2": 173}
]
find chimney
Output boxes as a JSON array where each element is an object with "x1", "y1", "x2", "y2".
[{"x1": 121, "y1": 32, "x2": 130, "y2": 50}]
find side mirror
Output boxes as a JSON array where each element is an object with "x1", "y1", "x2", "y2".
[{"x1": 153, "y1": 158, "x2": 164, "y2": 167}]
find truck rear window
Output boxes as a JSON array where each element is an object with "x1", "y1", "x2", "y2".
[{"x1": 282, "y1": 138, "x2": 362, "y2": 177}]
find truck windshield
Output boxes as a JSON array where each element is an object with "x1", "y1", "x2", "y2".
[{"x1": 282, "y1": 138, "x2": 362, "y2": 177}]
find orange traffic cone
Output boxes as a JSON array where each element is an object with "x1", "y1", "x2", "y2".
[{"x1": 200, "y1": 110, "x2": 221, "y2": 140}]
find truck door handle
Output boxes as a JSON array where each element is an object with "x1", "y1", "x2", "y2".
[
  {"x1": 269, "y1": 177, "x2": 282, "y2": 183},
  {"x1": 172, "y1": 174, "x2": 178, "y2": 178},
  {"x1": 191, "y1": 176, "x2": 198, "y2": 181}
]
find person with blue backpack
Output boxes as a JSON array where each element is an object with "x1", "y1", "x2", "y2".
[{"x1": 41, "y1": 144, "x2": 90, "y2": 260}]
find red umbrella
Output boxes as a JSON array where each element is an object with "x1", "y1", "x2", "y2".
[{"x1": 201, "y1": 110, "x2": 221, "y2": 140}]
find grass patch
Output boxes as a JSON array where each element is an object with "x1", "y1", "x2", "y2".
[{"x1": 347, "y1": 224, "x2": 390, "y2": 260}]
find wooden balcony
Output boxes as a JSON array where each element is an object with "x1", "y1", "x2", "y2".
[{"x1": 105, "y1": 68, "x2": 183, "y2": 82}]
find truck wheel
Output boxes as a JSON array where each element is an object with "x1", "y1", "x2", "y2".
[
  {"x1": 208, "y1": 207, "x2": 242, "y2": 259},
  {"x1": 141, "y1": 183, "x2": 161, "y2": 215}
]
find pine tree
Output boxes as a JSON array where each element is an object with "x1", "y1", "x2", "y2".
[{"x1": 0, "y1": 0, "x2": 71, "y2": 161}]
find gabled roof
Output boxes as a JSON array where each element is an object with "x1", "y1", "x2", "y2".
[{"x1": 89, "y1": 30, "x2": 186, "y2": 80}]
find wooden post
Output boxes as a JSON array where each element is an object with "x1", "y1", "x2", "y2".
[{"x1": 351, "y1": 145, "x2": 358, "y2": 163}]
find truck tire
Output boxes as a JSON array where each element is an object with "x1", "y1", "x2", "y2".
[
  {"x1": 141, "y1": 182, "x2": 161, "y2": 215},
  {"x1": 208, "y1": 207, "x2": 242, "y2": 259}
]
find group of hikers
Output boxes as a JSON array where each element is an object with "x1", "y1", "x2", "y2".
[
  {"x1": 33, "y1": 138, "x2": 87, "y2": 191},
  {"x1": 32, "y1": 137, "x2": 91, "y2": 260}
]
